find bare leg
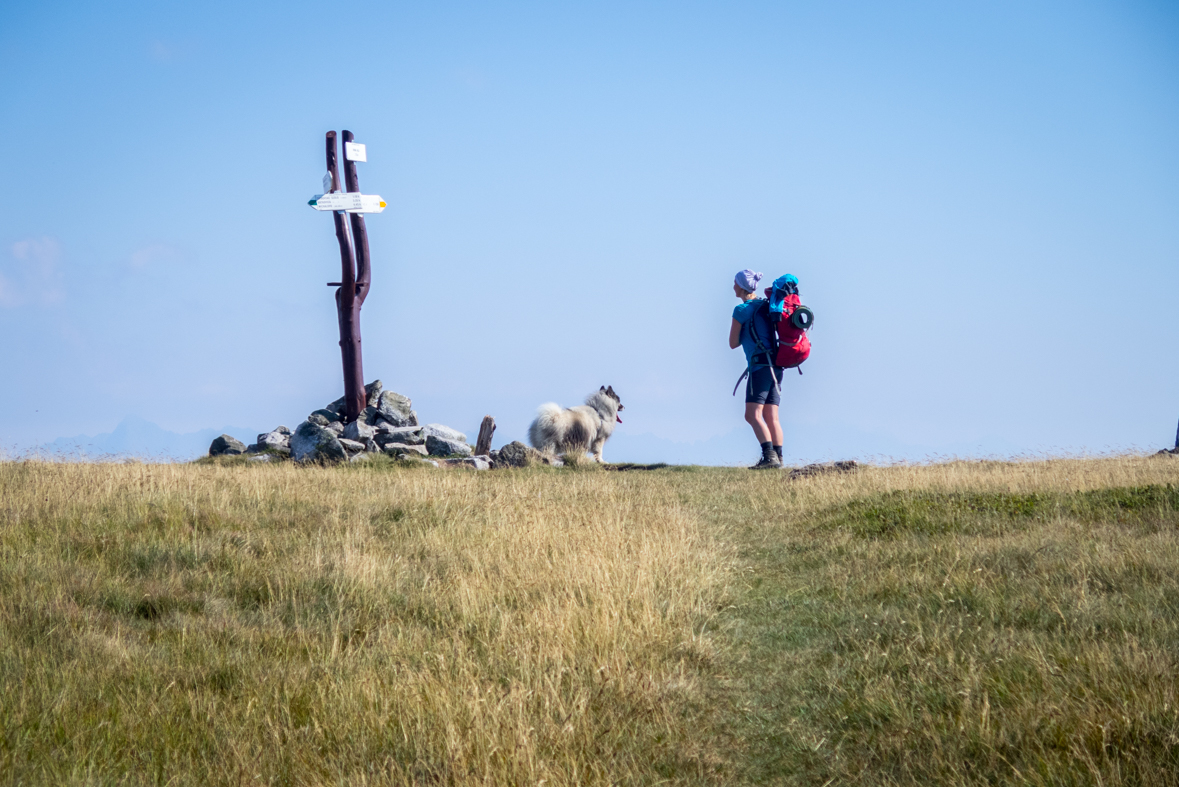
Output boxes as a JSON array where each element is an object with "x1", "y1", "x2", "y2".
[
  {"x1": 744, "y1": 403, "x2": 772, "y2": 444},
  {"x1": 764, "y1": 404, "x2": 784, "y2": 446}
]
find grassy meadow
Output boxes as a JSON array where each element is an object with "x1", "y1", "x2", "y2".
[{"x1": 1, "y1": 453, "x2": 1178, "y2": 785}]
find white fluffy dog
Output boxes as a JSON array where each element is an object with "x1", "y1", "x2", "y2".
[{"x1": 528, "y1": 385, "x2": 624, "y2": 462}]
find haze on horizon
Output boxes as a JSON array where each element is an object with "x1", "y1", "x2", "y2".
[{"x1": 1, "y1": 0, "x2": 1177, "y2": 465}]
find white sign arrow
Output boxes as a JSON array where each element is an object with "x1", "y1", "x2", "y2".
[{"x1": 307, "y1": 192, "x2": 387, "y2": 213}]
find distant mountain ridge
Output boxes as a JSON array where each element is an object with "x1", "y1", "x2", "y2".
[{"x1": 36, "y1": 417, "x2": 260, "y2": 462}]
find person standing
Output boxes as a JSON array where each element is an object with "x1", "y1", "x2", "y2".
[{"x1": 729, "y1": 269, "x2": 784, "y2": 469}]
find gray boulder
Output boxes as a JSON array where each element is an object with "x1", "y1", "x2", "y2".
[
  {"x1": 274, "y1": 425, "x2": 292, "y2": 435},
  {"x1": 384, "y1": 442, "x2": 428, "y2": 458},
  {"x1": 377, "y1": 390, "x2": 417, "y2": 427},
  {"x1": 365, "y1": 380, "x2": 384, "y2": 408},
  {"x1": 311, "y1": 408, "x2": 341, "y2": 423},
  {"x1": 494, "y1": 441, "x2": 537, "y2": 468},
  {"x1": 343, "y1": 420, "x2": 376, "y2": 442},
  {"x1": 247, "y1": 454, "x2": 277, "y2": 463},
  {"x1": 326, "y1": 421, "x2": 345, "y2": 435},
  {"x1": 444, "y1": 456, "x2": 490, "y2": 470},
  {"x1": 426, "y1": 435, "x2": 472, "y2": 457},
  {"x1": 308, "y1": 413, "x2": 330, "y2": 427},
  {"x1": 209, "y1": 434, "x2": 247, "y2": 456},
  {"x1": 375, "y1": 426, "x2": 425, "y2": 446},
  {"x1": 290, "y1": 421, "x2": 347, "y2": 463},
  {"x1": 256, "y1": 430, "x2": 291, "y2": 452},
  {"x1": 339, "y1": 438, "x2": 366, "y2": 454},
  {"x1": 422, "y1": 424, "x2": 467, "y2": 444}
]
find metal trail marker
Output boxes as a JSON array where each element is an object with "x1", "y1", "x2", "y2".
[{"x1": 310, "y1": 130, "x2": 381, "y2": 423}]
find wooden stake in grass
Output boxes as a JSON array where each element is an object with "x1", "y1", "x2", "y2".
[{"x1": 476, "y1": 416, "x2": 496, "y2": 456}]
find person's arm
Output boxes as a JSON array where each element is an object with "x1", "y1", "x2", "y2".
[{"x1": 729, "y1": 318, "x2": 742, "y2": 349}]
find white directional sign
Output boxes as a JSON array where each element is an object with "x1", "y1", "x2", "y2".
[
  {"x1": 308, "y1": 192, "x2": 387, "y2": 213},
  {"x1": 344, "y1": 142, "x2": 367, "y2": 162}
]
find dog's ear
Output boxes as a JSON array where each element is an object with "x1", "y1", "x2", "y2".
[
  {"x1": 606, "y1": 385, "x2": 615, "y2": 395},
  {"x1": 600, "y1": 385, "x2": 606, "y2": 392}
]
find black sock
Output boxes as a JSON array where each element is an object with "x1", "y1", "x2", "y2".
[
  {"x1": 760, "y1": 441, "x2": 773, "y2": 458},
  {"x1": 773, "y1": 445, "x2": 783, "y2": 461}
]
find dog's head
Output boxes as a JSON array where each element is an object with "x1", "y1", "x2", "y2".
[{"x1": 600, "y1": 385, "x2": 623, "y2": 423}]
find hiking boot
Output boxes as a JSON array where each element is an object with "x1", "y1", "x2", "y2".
[{"x1": 749, "y1": 454, "x2": 782, "y2": 470}]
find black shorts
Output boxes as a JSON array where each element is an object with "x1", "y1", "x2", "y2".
[{"x1": 745, "y1": 366, "x2": 784, "y2": 405}]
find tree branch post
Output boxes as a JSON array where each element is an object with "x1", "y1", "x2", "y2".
[{"x1": 326, "y1": 131, "x2": 366, "y2": 423}]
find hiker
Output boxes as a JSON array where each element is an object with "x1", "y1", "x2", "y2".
[{"x1": 729, "y1": 269, "x2": 784, "y2": 469}]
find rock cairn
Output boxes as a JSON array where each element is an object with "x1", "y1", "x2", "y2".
[{"x1": 207, "y1": 379, "x2": 543, "y2": 470}]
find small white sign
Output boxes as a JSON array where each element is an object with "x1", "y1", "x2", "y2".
[
  {"x1": 322, "y1": 173, "x2": 333, "y2": 193},
  {"x1": 308, "y1": 192, "x2": 386, "y2": 214},
  {"x1": 344, "y1": 142, "x2": 367, "y2": 162}
]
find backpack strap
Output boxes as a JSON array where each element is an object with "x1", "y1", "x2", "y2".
[
  {"x1": 747, "y1": 301, "x2": 778, "y2": 362},
  {"x1": 743, "y1": 301, "x2": 782, "y2": 397}
]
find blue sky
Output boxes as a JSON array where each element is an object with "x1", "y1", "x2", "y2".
[{"x1": 1, "y1": 0, "x2": 1177, "y2": 463}]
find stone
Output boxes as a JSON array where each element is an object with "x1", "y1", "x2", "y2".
[
  {"x1": 274, "y1": 425, "x2": 292, "y2": 436},
  {"x1": 788, "y1": 460, "x2": 859, "y2": 480},
  {"x1": 444, "y1": 456, "x2": 490, "y2": 470},
  {"x1": 426, "y1": 435, "x2": 472, "y2": 457},
  {"x1": 325, "y1": 381, "x2": 382, "y2": 417},
  {"x1": 326, "y1": 421, "x2": 345, "y2": 435},
  {"x1": 247, "y1": 454, "x2": 277, "y2": 463},
  {"x1": 343, "y1": 420, "x2": 376, "y2": 442},
  {"x1": 383, "y1": 442, "x2": 428, "y2": 457},
  {"x1": 364, "y1": 438, "x2": 380, "y2": 454},
  {"x1": 361, "y1": 406, "x2": 381, "y2": 426},
  {"x1": 339, "y1": 438, "x2": 366, "y2": 454},
  {"x1": 290, "y1": 421, "x2": 347, "y2": 463},
  {"x1": 421, "y1": 424, "x2": 467, "y2": 444},
  {"x1": 308, "y1": 413, "x2": 330, "y2": 427},
  {"x1": 311, "y1": 408, "x2": 341, "y2": 423},
  {"x1": 377, "y1": 390, "x2": 417, "y2": 427},
  {"x1": 365, "y1": 380, "x2": 384, "y2": 408},
  {"x1": 209, "y1": 434, "x2": 247, "y2": 456},
  {"x1": 375, "y1": 426, "x2": 425, "y2": 445},
  {"x1": 256, "y1": 430, "x2": 291, "y2": 452},
  {"x1": 349, "y1": 451, "x2": 376, "y2": 463},
  {"x1": 493, "y1": 441, "x2": 537, "y2": 468}
]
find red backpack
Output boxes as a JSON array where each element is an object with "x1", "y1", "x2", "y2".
[{"x1": 767, "y1": 291, "x2": 812, "y2": 370}]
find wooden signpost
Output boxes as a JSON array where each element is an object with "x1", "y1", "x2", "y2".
[{"x1": 310, "y1": 130, "x2": 384, "y2": 424}]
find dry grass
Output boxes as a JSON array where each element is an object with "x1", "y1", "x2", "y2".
[
  {"x1": 0, "y1": 459, "x2": 727, "y2": 785},
  {"x1": 1, "y1": 453, "x2": 1178, "y2": 785}
]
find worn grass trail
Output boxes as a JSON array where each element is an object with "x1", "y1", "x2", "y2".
[
  {"x1": 1, "y1": 455, "x2": 1178, "y2": 784},
  {"x1": 697, "y1": 456, "x2": 1179, "y2": 785}
]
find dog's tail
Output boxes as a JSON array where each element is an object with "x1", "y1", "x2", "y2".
[{"x1": 528, "y1": 403, "x2": 564, "y2": 451}]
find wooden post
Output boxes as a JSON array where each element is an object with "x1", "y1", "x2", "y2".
[
  {"x1": 1174, "y1": 416, "x2": 1178, "y2": 450},
  {"x1": 326, "y1": 131, "x2": 366, "y2": 423},
  {"x1": 475, "y1": 416, "x2": 496, "y2": 456}
]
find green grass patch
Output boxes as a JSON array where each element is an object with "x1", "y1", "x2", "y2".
[{"x1": 819, "y1": 484, "x2": 1179, "y2": 538}]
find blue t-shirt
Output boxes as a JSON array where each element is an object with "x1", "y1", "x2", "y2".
[{"x1": 733, "y1": 298, "x2": 773, "y2": 368}]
